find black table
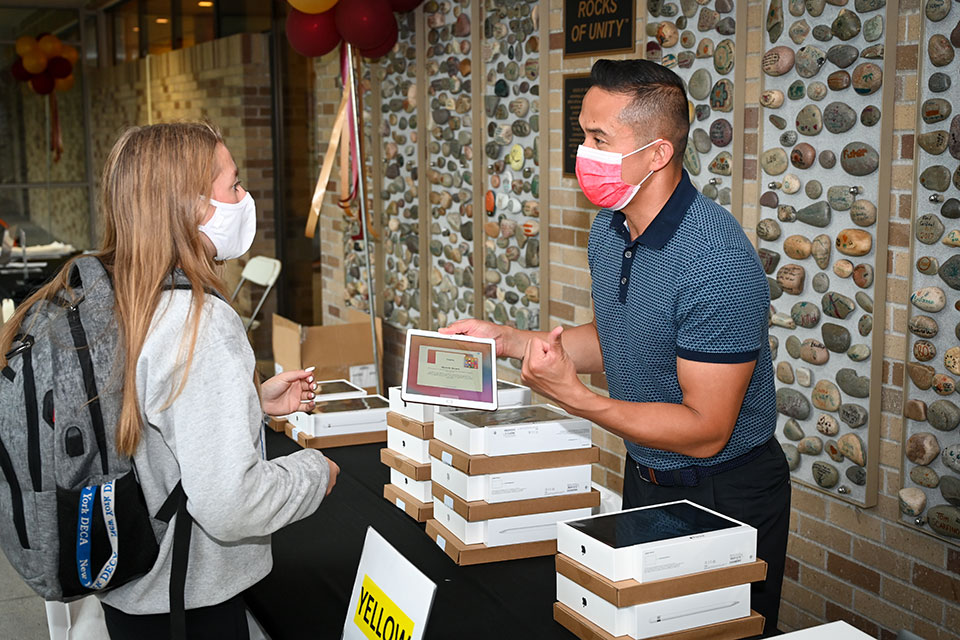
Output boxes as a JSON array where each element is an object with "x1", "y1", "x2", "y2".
[{"x1": 244, "y1": 429, "x2": 578, "y2": 640}]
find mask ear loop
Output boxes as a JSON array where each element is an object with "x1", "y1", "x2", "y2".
[{"x1": 619, "y1": 138, "x2": 664, "y2": 186}]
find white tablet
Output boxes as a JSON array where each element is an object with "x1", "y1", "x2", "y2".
[{"x1": 400, "y1": 329, "x2": 498, "y2": 411}]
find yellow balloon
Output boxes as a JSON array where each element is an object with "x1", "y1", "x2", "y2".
[
  {"x1": 21, "y1": 50, "x2": 48, "y2": 75},
  {"x1": 15, "y1": 36, "x2": 38, "y2": 57},
  {"x1": 37, "y1": 34, "x2": 62, "y2": 58},
  {"x1": 288, "y1": 0, "x2": 339, "y2": 13},
  {"x1": 60, "y1": 44, "x2": 79, "y2": 66},
  {"x1": 55, "y1": 74, "x2": 75, "y2": 92}
]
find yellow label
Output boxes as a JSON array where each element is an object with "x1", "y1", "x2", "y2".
[{"x1": 353, "y1": 574, "x2": 415, "y2": 640}]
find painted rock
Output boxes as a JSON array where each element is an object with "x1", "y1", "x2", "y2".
[
  {"x1": 769, "y1": 335, "x2": 779, "y2": 359},
  {"x1": 806, "y1": 0, "x2": 826, "y2": 16},
  {"x1": 950, "y1": 115, "x2": 960, "y2": 160},
  {"x1": 822, "y1": 322, "x2": 851, "y2": 353},
  {"x1": 899, "y1": 488, "x2": 927, "y2": 517},
  {"x1": 797, "y1": 367, "x2": 812, "y2": 387},
  {"x1": 808, "y1": 81, "x2": 828, "y2": 101},
  {"x1": 906, "y1": 399, "x2": 929, "y2": 421},
  {"x1": 911, "y1": 465, "x2": 940, "y2": 488},
  {"x1": 760, "y1": 90, "x2": 785, "y2": 108},
  {"x1": 840, "y1": 142, "x2": 879, "y2": 176},
  {"x1": 855, "y1": 0, "x2": 885, "y2": 10},
  {"x1": 783, "y1": 443, "x2": 800, "y2": 470},
  {"x1": 909, "y1": 315, "x2": 939, "y2": 338},
  {"x1": 825, "y1": 439, "x2": 844, "y2": 462},
  {"x1": 791, "y1": 143, "x2": 817, "y2": 169},
  {"x1": 789, "y1": 19, "x2": 811, "y2": 44},
  {"x1": 835, "y1": 228, "x2": 872, "y2": 256},
  {"x1": 783, "y1": 418, "x2": 805, "y2": 441},
  {"x1": 860, "y1": 105, "x2": 881, "y2": 127},
  {"x1": 911, "y1": 286, "x2": 946, "y2": 312},
  {"x1": 796, "y1": 104, "x2": 823, "y2": 135},
  {"x1": 777, "y1": 387, "x2": 811, "y2": 419},
  {"x1": 838, "y1": 432, "x2": 866, "y2": 466},
  {"x1": 863, "y1": 14, "x2": 883, "y2": 42},
  {"x1": 758, "y1": 248, "x2": 781, "y2": 274},
  {"x1": 858, "y1": 315, "x2": 872, "y2": 336},
  {"x1": 759, "y1": 191, "x2": 779, "y2": 208},
  {"x1": 813, "y1": 25, "x2": 834, "y2": 41},
  {"x1": 716, "y1": 17, "x2": 736, "y2": 35},
  {"x1": 761, "y1": 148, "x2": 789, "y2": 175},
  {"x1": 834, "y1": 260, "x2": 854, "y2": 278},
  {"x1": 812, "y1": 234, "x2": 832, "y2": 269},
  {"x1": 836, "y1": 367, "x2": 870, "y2": 398},
  {"x1": 851, "y1": 63, "x2": 882, "y2": 96},
  {"x1": 832, "y1": 9, "x2": 861, "y2": 40},
  {"x1": 906, "y1": 432, "x2": 940, "y2": 465},
  {"x1": 928, "y1": 506, "x2": 960, "y2": 539},
  {"x1": 777, "y1": 264, "x2": 806, "y2": 294},
  {"x1": 689, "y1": 68, "x2": 713, "y2": 100},
  {"x1": 823, "y1": 102, "x2": 857, "y2": 134},
  {"x1": 846, "y1": 466, "x2": 867, "y2": 486},
  {"x1": 839, "y1": 403, "x2": 868, "y2": 428},
  {"x1": 822, "y1": 292, "x2": 855, "y2": 319},
  {"x1": 781, "y1": 130, "x2": 799, "y2": 146},
  {"x1": 757, "y1": 219, "x2": 782, "y2": 241},
  {"x1": 817, "y1": 414, "x2": 840, "y2": 436},
  {"x1": 657, "y1": 22, "x2": 680, "y2": 47},
  {"x1": 945, "y1": 230, "x2": 960, "y2": 247},
  {"x1": 861, "y1": 43, "x2": 885, "y2": 59},
  {"x1": 710, "y1": 79, "x2": 734, "y2": 111},
  {"x1": 778, "y1": 205, "x2": 797, "y2": 222},
  {"x1": 827, "y1": 44, "x2": 859, "y2": 68},
  {"x1": 908, "y1": 362, "x2": 937, "y2": 389},
  {"x1": 710, "y1": 119, "x2": 733, "y2": 147},
  {"x1": 827, "y1": 185, "x2": 855, "y2": 210},
  {"x1": 953, "y1": 18, "x2": 960, "y2": 47},
  {"x1": 943, "y1": 198, "x2": 960, "y2": 218},
  {"x1": 789, "y1": 0, "x2": 805, "y2": 16},
  {"x1": 767, "y1": 0, "x2": 785, "y2": 41},
  {"x1": 792, "y1": 301, "x2": 821, "y2": 329},
  {"x1": 933, "y1": 374, "x2": 956, "y2": 396},
  {"x1": 797, "y1": 201, "x2": 831, "y2": 227},
  {"x1": 922, "y1": 98, "x2": 952, "y2": 125},
  {"x1": 798, "y1": 435, "x2": 824, "y2": 455},
  {"x1": 849, "y1": 344, "x2": 870, "y2": 362},
  {"x1": 943, "y1": 444, "x2": 960, "y2": 473},
  {"x1": 796, "y1": 45, "x2": 827, "y2": 77},
  {"x1": 945, "y1": 346, "x2": 960, "y2": 375},
  {"x1": 696, "y1": 38, "x2": 715, "y2": 58},
  {"x1": 791, "y1": 81, "x2": 808, "y2": 102},
  {"x1": 786, "y1": 335, "x2": 802, "y2": 359},
  {"x1": 941, "y1": 477, "x2": 960, "y2": 506},
  {"x1": 925, "y1": 0, "x2": 950, "y2": 21},
  {"x1": 820, "y1": 150, "x2": 837, "y2": 169},
  {"x1": 850, "y1": 200, "x2": 877, "y2": 227},
  {"x1": 769, "y1": 114, "x2": 788, "y2": 129},
  {"x1": 929, "y1": 34, "x2": 955, "y2": 67},
  {"x1": 853, "y1": 263, "x2": 874, "y2": 288},
  {"x1": 684, "y1": 144, "x2": 702, "y2": 175},
  {"x1": 784, "y1": 234, "x2": 812, "y2": 259},
  {"x1": 812, "y1": 379, "x2": 842, "y2": 410},
  {"x1": 800, "y1": 338, "x2": 830, "y2": 365},
  {"x1": 914, "y1": 340, "x2": 937, "y2": 362},
  {"x1": 763, "y1": 46, "x2": 796, "y2": 76},
  {"x1": 929, "y1": 72, "x2": 952, "y2": 93},
  {"x1": 693, "y1": 128, "x2": 712, "y2": 154},
  {"x1": 699, "y1": 7, "x2": 721, "y2": 30},
  {"x1": 918, "y1": 256, "x2": 940, "y2": 276},
  {"x1": 929, "y1": 399, "x2": 960, "y2": 432},
  {"x1": 772, "y1": 312, "x2": 796, "y2": 329},
  {"x1": 714, "y1": 39, "x2": 736, "y2": 74},
  {"x1": 777, "y1": 361, "x2": 796, "y2": 384},
  {"x1": 916, "y1": 214, "x2": 945, "y2": 244},
  {"x1": 827, "y1": 70, "x2": 852, "y2": 91},
  {"x1": 811, "y1": 461, "x2": 839, "y2": 488}
]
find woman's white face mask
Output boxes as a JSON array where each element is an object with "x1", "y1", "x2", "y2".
[{"x1": 198, "y1": 192, "x2": 257, "y2": 261}]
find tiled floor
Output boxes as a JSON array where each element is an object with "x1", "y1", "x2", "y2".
[{"x1": 0, "y1": 551, "x2": 49, "y2": 639}]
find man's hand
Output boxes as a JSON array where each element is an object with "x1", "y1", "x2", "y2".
[
  {"x1": 520, "y1": 326, "x2": 587, "y2": 408},
  {"x1": 440, "y1": 318, "x2": 524, "y2": 359},
  {"x1": 260, "y1": 368, "x2": 317, "y2": 416}
]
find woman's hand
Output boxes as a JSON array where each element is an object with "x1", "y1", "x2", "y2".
[{"x1": 261, "y1": 367, "x2": 317, "y2": 416}]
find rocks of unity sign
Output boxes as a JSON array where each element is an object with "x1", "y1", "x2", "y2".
[{"x1": 564, "y1": 0, "x2": 635, "y2": 56}]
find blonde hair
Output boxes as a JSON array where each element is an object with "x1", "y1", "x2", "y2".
[{"x1": 0, "y1": 122, "x2": 229, "y2": 456}]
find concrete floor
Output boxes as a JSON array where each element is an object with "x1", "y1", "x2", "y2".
[{"x1": 0, "y1": 550, "x2": 49, "y2": 639}]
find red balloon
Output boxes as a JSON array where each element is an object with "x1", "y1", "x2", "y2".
[
  {"x1": 47, "y1": 56, "x2": 72, "y2": 79},
  {"x1": 30, "y1": 72, "x2": 55, "y2": 95},
  {"x1": 389, "y1": 0, "x2": 422, "y2": 10},
  {"x1": 359, "y1": 20, "x2": 398, "y2": 59},
  {"x1": 10, "y1": 58, "x2": 32, "y2": 82},
  {"x1": 334, "y1": 0, "x2": 396, "y2": 50},
  {"x1": 285, "y1": 8, "x2": 341, "y2": 57}
]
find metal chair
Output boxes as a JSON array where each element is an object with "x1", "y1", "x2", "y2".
[{"x1": 230, "y1": 256, "x2": 281, "y2": 331}]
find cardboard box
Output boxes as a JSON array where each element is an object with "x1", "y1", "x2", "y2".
[
  {"x1": 425, "y1": 518, "x2": 557, "y2": 566},
  {"x1": 289, "y1": 395, "x2": 389, "y2": 436},
  {"x1": 553, "y1": 601, "x2": 764, "y2": 640},
  {"x1": 387, "y1": 426, "x2": 431, "y2": 464},
  {"x1": 282, "y1": 421, "x2": 385, "y2": 449},
  {"x1": 433, "y1": 500, "x2": 592, "y2": 547},
  {"x1": 431, "y1": 457, "x2": 592, "y2": 503},
  {"x1": 556, "y1": 501, "x2": 757, "y2": 583},
  {"x1": 556, "y1": 554, "x2": 768, "y2": 607},
  {"x1": 380, "y1": 447, "x2": 431, "y2": 482},
  {"x1": 383, "y1": 483, "x2": 433, "y2": 522},
  {"x1": 433, "y1": 484, "x2": 601, "y2": 521},
  {"x1": 267, "y1": 417, "x2": 288, "y2": 433},
  {"x1": 390, "y1": 467, "x2": 433, "y2": 503},
  {"x1": 272, "y1": 313, "x2": 383, "y2": 393},
  {"x1": 434, "y1": 405, "x2": 592, "y2": 456},
  {"x1": 386, "y1": 411, "x2": 434, "y2": 439},
  {"x1": 430, "y1": 438, "x2": 599, "y2": 475},
  {"x1": 558, "y1": 575, "x2": 750, "y2": 639}
]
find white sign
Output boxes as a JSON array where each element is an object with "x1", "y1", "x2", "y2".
[{"x1": 342, "y1": 527, "x2": 436, "y2": 640}]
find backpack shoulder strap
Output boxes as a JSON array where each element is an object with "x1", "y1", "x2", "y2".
[{"x1": 155, "y1": 481, "x2": 190, "y2": 640}]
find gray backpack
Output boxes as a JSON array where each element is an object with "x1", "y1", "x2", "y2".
[{"x1": 0, "y1": 257, "x2": 190, "y2": 632}]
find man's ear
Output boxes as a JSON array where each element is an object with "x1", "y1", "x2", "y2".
[{"x1": 651, "y1": 139, "x2": 676, "y2": 170}]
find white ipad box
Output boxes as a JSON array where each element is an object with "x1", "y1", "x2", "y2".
[
  {"x1": 434, "y1": 405, "x2": 592, "y2": 456},
  {"x1": 430, "y1": 457, "x2": 592, "y2": 504},
  {"x1": 495, "y1": 379, "x2": 532, "y2": 407},
  {"x1": 289, "y1": 395, "x2": 389, "y2": 436},
  {"x1": 389, "y1": 386, "x2": 437, "y2": 423},
  {"x1": 556, "y1": 500, "x2": 757, "y2": 583},
  {"x1": 389, "y1": 381, "x2": 534, "y2": 422},
  {"x1": 556, "y1": 574, "x2": 750, "y2": 639},
  {"x1": 433, "y1": 500, "x2": 592, "y2": 547},
  {"x1": 387, "y1": 426, "x2": 431, "y2": 464},
  {"x1": 311, "y1": 379, "x2": 367, "y2": 402},
  {"x1": 390, "y1": 468, "x2": 433, "y2": 504}
]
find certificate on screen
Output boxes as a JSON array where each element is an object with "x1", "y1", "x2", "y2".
[{"x1": 401, "y1": 330, "x2": 497, "y2": 411}]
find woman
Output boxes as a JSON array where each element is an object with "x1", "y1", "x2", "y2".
[{"x1": 1, "y1": 122, "x2": 338, "y2": 638}]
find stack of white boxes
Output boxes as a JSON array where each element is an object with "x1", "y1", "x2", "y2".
[
  {"x1": 280, "y1": 379, "x2": 389, "y2": 449},
  {"x1": 381, "y1": 380, "x2": 534, "y2": 523},
  {"x1": 553, "y1": 500, "x2": 768, "y2": 640},
  {"x1": 424, "y1": 399, "x2": 602, "y2": 566}
]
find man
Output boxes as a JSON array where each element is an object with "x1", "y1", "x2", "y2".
[{"x1": 442, "y1": 59, "x2": 790, "y2": 634}]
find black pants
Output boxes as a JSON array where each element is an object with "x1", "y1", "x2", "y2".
[
  {"x1": 101, "y1": 594, "x2": 250, "y2": 640},
  {"x1": 622, "y1": 437, "x2": 791, "y2": 637}
]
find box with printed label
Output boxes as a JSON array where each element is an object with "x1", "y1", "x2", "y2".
[
  {"x1": 433, "y1": 500, "x2": 592, "y2": 547},
  {"x1": 386, "y1": 411, "x2": 433, "y2": 439},
  {"x1": 556, "y1": 501, "x2": 757, "y2": 583},
  {"x1": 425, "y1": 518, "x2": 557, "y2": 566},
  {"x1": 557, "y1": 575, "x2": 750, "y2": 639},
  {"x1": 387, "y1": 426, "x2": 430, "y2": 464},
  {"x1": 434, "y1": 405, "x2": 592, "y2": 456},
  {"x1": 553, "y1": 601, "x2": 764, "y2": 640},
  {"x1": 289, "y1": 395, "x2": 389, "y2": 436},
  {"x1": 380, "y1": 447, "x2": 431, "y2": 482},
  {"x1": 430, "y1": 438, "x2": 599, "y2": 475},
  {"x1": 282, "y1": 422, "x2": 384, "y2": 449},
  {"x1": 390, "y1": 467, "x2": 433, "y2": 503},
  {"x1": 431, "y1": 457, "x2": 592, "y2": 504},
  {"x1": 432, "y1": 483, "x2": 600, "y2": 521},
  {"x1": 383, "y1": 482, "x2": 432, "y2": 522}
]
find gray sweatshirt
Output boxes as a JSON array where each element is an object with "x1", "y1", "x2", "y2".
[{"x1": 100, "y1": 290, "x2": 330, "y2": 614}]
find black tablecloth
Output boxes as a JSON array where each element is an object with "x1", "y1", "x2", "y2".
[{"x1": 244, "y1": 429, "x2": 577, "y2": 640}]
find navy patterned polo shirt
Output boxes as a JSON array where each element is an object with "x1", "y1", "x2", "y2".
[{"x1": 587, "y1": 170, "x2": 777, "y2": 471}]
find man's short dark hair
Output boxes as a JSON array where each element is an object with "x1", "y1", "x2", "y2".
[{"x1": 589, "y1": 59, "x2": 689, "y2": 163}]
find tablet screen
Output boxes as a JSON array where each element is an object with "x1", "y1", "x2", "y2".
[{"x1": 404, "y1": 332, "x2": 496, "y2": 406}]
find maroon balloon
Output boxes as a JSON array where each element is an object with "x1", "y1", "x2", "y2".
[
  {"x1": 47, "y1": 56, "x2": 72, "y2": 79},
  {"x1": 10, "y1": 58, "x2": 32, "y2": 82},
  {"x1": 334, "y1": 0, "x2": 396, "y2": 50},
  {"x1": 285, "y1": 8, "x2": 341, "y2": 58},
  {"x1": 30, "y1": 72, "x2": 55, "y2": 95},
  {"x1": 390, "y1": 0, "x2": 423, "y2": 11},
  {"x1": 360, "y1": 19, "x2": 398, "y2": 59}
]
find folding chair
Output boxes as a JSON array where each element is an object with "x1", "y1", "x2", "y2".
[{"x1": 230, "y1": 256, "x2": 281, "y2": 331}]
